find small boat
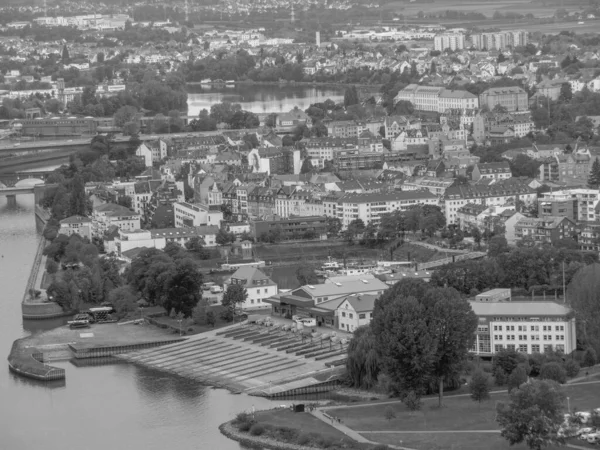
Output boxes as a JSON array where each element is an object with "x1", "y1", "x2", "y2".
[
  {"x1": 68, "y1": 314, "x2": 90, "y2": 329},
  {"x1": 321, "y1": 257, "x2": 342, "y2": 271}
]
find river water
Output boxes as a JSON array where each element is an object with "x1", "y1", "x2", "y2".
[
  {"x1": 0, "y1": 194, "x2": 293, "y2": 450},
  {"x1": 187, "y1": 84, "x2": 346, "y2": 116}
]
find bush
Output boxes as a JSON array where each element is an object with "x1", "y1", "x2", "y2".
[
  {"x1": 234, "y1": 412, "x2": 254, "y2": 432},
  {"x1": 249, "y1": 423, "x2": 265, "y2": 436},
  {"x1": 297, "y1": 433, "x2": 311, "y2": 445},
  {"x1": 401, "y1": 390, "x2": 421, "y2": 411},
  {"x1": 583, "y1": 348, "x2": 597, "y2": 367},
  {"x1": 493, "y1": 366, "x2": 506, "y2": 386},
  {"x1": 564, "y1": 359, "x2": 580, "y2": 378},
  {"x1": 384, "y1": 406, "x2": 396, "y2": 421},
  {"x1": 507, "y1": 365, "x2": 528, "y2": 392},
  {"x1": 316, "y1": 436, "x2": 335, "y2": 448},
  {"x1": 540, "y1": 362, "x2": 567, "y2": 384},
  {"x1": 275, "y1": 426, "x2": 297, "y2": 442}
]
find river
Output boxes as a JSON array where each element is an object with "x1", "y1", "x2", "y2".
[
  {"x1": 187, "y1": 84, "x2": 346, "y2": 116},
  {"x1": 0, "y1": 194, "x2": 295, "y2": 450}
]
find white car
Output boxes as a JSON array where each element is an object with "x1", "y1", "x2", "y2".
[
  {"x1": 577, "y1": 427, "x2": 594, "y2": 437},
  {"x1": 587, "y1": 433, "x2": 600, "y2": 444}
]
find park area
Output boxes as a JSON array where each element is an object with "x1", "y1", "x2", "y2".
[{"x1": 328, "y1": 382, "x2": 600, "y2": 450}]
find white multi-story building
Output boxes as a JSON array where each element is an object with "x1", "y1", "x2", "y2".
[
  {"x1": 92, "y1": 203, "x2": 141, "y2": 237},
  {"x1": 173, "y1": 202, "x2": 223, "y2": 228},
  {"x1": 336, "y1": 190, "x2": 438, "y2": 229},
  {"x1": 444, "y1": 179, "x2": 536, "y2": 225},
  {"x1": 470, "y1": 294, "x2": 576, "y2": 356},
  {"x1": 225, "y1": 267, "x2": 278, "y2": 310},
  {"x1": 434, "y1": 33, "x2": 465, "y2": 52},
  {"x1": 394, "y1": 84, "x2": 478, "y2": 113},
  {"x1": 59, "y1": 215, "x2": 92, "y2": 240}
]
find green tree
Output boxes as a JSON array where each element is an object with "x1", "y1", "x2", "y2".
[
  {"x1": 426, "y1": 287, "x2": 478, "y2": 406},
  {"x1": 108, "y1": 285, "x2": 138, "y2": 318},
  {"x1": 192, "y1": 298, "x2": 209, "y2": 325},
  {"x1": 221, "y1": 284, "x2": 248, "y2": 320},
  {"x1": 496, "y1": 380, "x2": 565, "y2": 450},
  {"x1": 588, "y1": 158, "x2": 600, "y2": 189},
  {"x1": 69, "y1": 174, "x2": 87, "y2": 217},
  {"x1": 346, "y1": 326, "x2": 380, "y2": 389},
  {"x1": 159, "y1": 258, "x2": 203, "y2": 317},
  {"x1": 296, "y1": 265, "x2": 319, "y2": 285},
  {"x1": 559, "y1": 83, "x2": 572, "y2": 102},
  {"x1": 470, "y1": 370, "x2": 490, "y2": 404},
  {"x1": 567, "y1": 264, "x2": 600, "y2": 356},
  {"x1": 216, "y1": 227, "x2": 235, "y2": 246},
  {"x1": 113, "y1": 105, "x2": 138, "y2": 128},
  {"x1": 488, "y1": 235, "x2": 509, "y2": 257},
  {"x1": 345, "y1": 218, "x2": 366, "y2": 242},
  {"x1": 507, "y1": 365, "x2": 529, "y2": 392},
  {"x1": 206, "y1": 310, "x2": 216, "y2": 327},
  {"x1": 343, "y1": 86, "x2": 359, "y2": 107},
  {"x1": 539, "y1": 362, "x2": 567, "y2": 384},
  {"x1": 583, "y1": 347, "x2": 597, "y2": 367},
  {"x1": 62, "y1": 44, "x2": 70, "y2": 62},
  {"x1": 300, "y1": 158, "x2": 314, "y2": 174}
]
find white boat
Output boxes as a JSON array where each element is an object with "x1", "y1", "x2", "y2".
[{"x1": 321, "y1": 257, "x2": 342, "y2": 271}]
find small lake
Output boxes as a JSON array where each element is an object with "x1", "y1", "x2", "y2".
[{"x1": 187, "y1": 84, "x2": 346, "y2": 115}]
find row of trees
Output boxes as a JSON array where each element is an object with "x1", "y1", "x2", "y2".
[{"x1": 189, "y1": 101, "x2": 260, "y2": 132}]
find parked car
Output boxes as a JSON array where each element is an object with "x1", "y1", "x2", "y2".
[
  {"x1": 210, "y1": 285, "x2": 223, "y2": 294},
  {"x1": 586, "y1": 433, "x2": 600, "y2": 444},
  {"x1": 576, "y1": 427, "x2": 594, "y2": 437},
  {"x1": 202, "y1": 282, "x2": 215, "y2": 291}
]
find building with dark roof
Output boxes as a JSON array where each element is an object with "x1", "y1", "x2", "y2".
[
  {"x1": 472, "y1": 162, "x2": 512, "y2": 181},
  {"x1": 225, "y1": 267, "x2": 278, "y2": 310},
  {"x1": 479, "y1": 86, "x2": 528, "y2": 112}
]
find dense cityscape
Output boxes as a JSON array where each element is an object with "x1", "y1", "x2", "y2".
[{"x1": 2, "y1": 0, "x2": 600, "y2": 449}]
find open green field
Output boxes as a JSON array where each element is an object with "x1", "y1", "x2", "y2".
[
  {"x1": 381, "y1": 0, "x2": 582, "y2": 18},
  {"x1": 329, "y1": 382, "x2": 600, "y2": 450}
]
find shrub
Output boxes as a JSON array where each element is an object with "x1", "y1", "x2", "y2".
[
  {"x1": 469, "y1": 370, "x2": 490, "y2": 403},
  {"x1": 540, "y1": 362, "x2": 567, "y2": 384},
  {"x1": 316, "y1": 436, "x2": 335, "y2": 448},
  {"x1": 384, "y1": 406, "x2": 396, "y2": 421},
  {"x1": 275, "y1": 426, "x2": 297, "y2": 441},
  {"x1": 583, "y1": 348, "x2": 597, "y2": 367},
  {"x1": 297, "y1": 433, "x2": 311, "y2": 445},
  {"x1": 564, "y1": 359, "x2": 580, "y2": 378},
  {"x1": 493, "y1": 366, "x2": 506, "y2": 386},
  {"x1": 249, "y1": 423, "x2": 265, "y2": 436},
  {"x1": 402, "y1": 390, "x2": 421, "y2": 411},
  {"x1": 507, "y1": 365, "x2": 528, "y2": 392},
  {"x1": 234, "y1": 412, "x2": 254, "y2": 432}
]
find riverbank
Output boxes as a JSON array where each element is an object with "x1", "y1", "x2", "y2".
[
  {"x1": 219, "y1": 408, "x2": 385, "y2": 450},
  {"x1": 7, "y1": 320, "x2": 185, "y2": 381}
]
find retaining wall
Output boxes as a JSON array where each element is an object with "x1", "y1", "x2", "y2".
[
  {"x1": 70, "y1": 339, "x2": 185, "y2": 359},
  {"x1": 7, "y1": 340, "x2": 66, "y2": 381}
]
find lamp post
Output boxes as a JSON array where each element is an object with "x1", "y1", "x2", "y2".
[
  {"x1": 178, "y1": 318, "x2": 182, "y2": 336},
  {"x1": 567, "y1": 396, "x2": 571, "y2": 413}
]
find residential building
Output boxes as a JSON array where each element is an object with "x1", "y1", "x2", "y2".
[
  {"x1": 479, "y1": 87, "x2": 528, "y2": 112},
  {"x1": 92, "y1": 203, "x2": 141, "y2": 237},
  {"x1": 251, "y1": 216, "x2": 328, "y2": 241},
  {"x1": 471, "y1": 162, "x2": 512, "y2": 181},
  {"x1": 471, "y1": 30, "x2": 528, "y2": 51},
  {"x1": 247, "y1": 147, "x2": 301, "y2": 175},
  {"x1": 336, "y1": 190, "x2": 438, "y2": 229},
  {"x1": 469, "y1": 297, "x2": 576, "y2": 355},
  {"x1": 225, "y1": 267, "x2": 278, "y2": 310},
  {"x1": 276, "y1": 107, "x2": 312, "y2": 128},
  {"x1": 264, "y1": 278, "x2": 389, "y2": 327},
  {"x1": 455, "y1": 203, "x2": 488, "y2": 231},
  {"x1": 539, "y1": 189, "x2": 600, "y2": 222},
  {"x1": 434, "y1": 33, "x2": 465, "y2": 52},
  {"x1": 537, "y1": 151, "x2": 592, "y2": 184},
  {"x1": 514, "y1": 216, "x2": 577, "y2": 245},
  {"x1": 336, "y1": 294, "x2": 379, "y2": 332},
  {"x1": 444, "y1": 179, "x2": 536, "y2": 224},
  {"x1": 58, "y1": 215, "x2": 92, "y2": 240},
  {"x1": 173, "y1": 202, "x2": 223, "y2": 228},
  {"x1": 327, "y1": 120, "x2": 364, "y2": 138}
]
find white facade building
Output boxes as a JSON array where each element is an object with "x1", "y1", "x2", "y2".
[
  {"x1": 470, "y1": 298, "x2": 576, "y2": 356},
  {"x1": 173, "y1": 202, "x2": 223, "y2": 228},
  {"x1": 336, "y1": 294, "x2": 378, "y2": 332},
  {"x1": 226, "y1": 267, "x2": 278, "y2": 310},
  {"x1": 434, "y1": 33, "x2": 465, "y2": 52}
]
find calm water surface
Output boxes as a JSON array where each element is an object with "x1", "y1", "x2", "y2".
[
  {"x1": 187, "y1": 84, "x2": 346, "y2": 115},
  {"x1": 0, "y1": 194, "x2": 292, "y2": 450}
]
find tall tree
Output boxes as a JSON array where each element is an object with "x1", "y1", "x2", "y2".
[
  {"x1": 343, "y1": 86, "x2": 359, "y2": 107},
  {"x1": 62, "y1": 44, "x2": 70, "y2": 62},
  {"x1": 159, "y1": 258, "x2": 203, "y2": 317},
  {"x1": 567, "y1": 264, "x2": 600, "y2": 356},
  {"x1": 426, "y1": 287, "x2": 478, "y2": 406},
  {"x1": 346, "y1": 326, "x2": 380, "y2": 389},
  {"x1": 69, "y1": 174, "x2": 87, "y2": 217},
  {"x1": 470, "y1": 370, "x2": 490, "y2": 404},
  {"x1": 221, "y1": 284, "x2": 248, "y2": 320},
  {"x1": 496, "y1": 380, "x2": 565, "y2": 450},
  {"x1": 588, "y1": 158, "x2": 600, "y2": 189}
]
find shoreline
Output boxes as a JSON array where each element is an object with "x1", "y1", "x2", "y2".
[
  {"x1": 187, "y1": 80, "x2": 382, "y2": 89},
  {"x1": 219, "y1": 420, "x2": 316, "y2": 450}
]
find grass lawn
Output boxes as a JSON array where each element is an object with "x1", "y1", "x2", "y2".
[
  {"x1": 250, "y1": 409, "x2": 380, "y2": 449},
  {"x1": 329, "y1": 382, "x2": 600, "y2": 433},
  {"x1": 255, "y1": 409, "x2": 350, "y2": 441},
  {"x1": 360, "y1": 432, "x2": 565, "y2": 450}
]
